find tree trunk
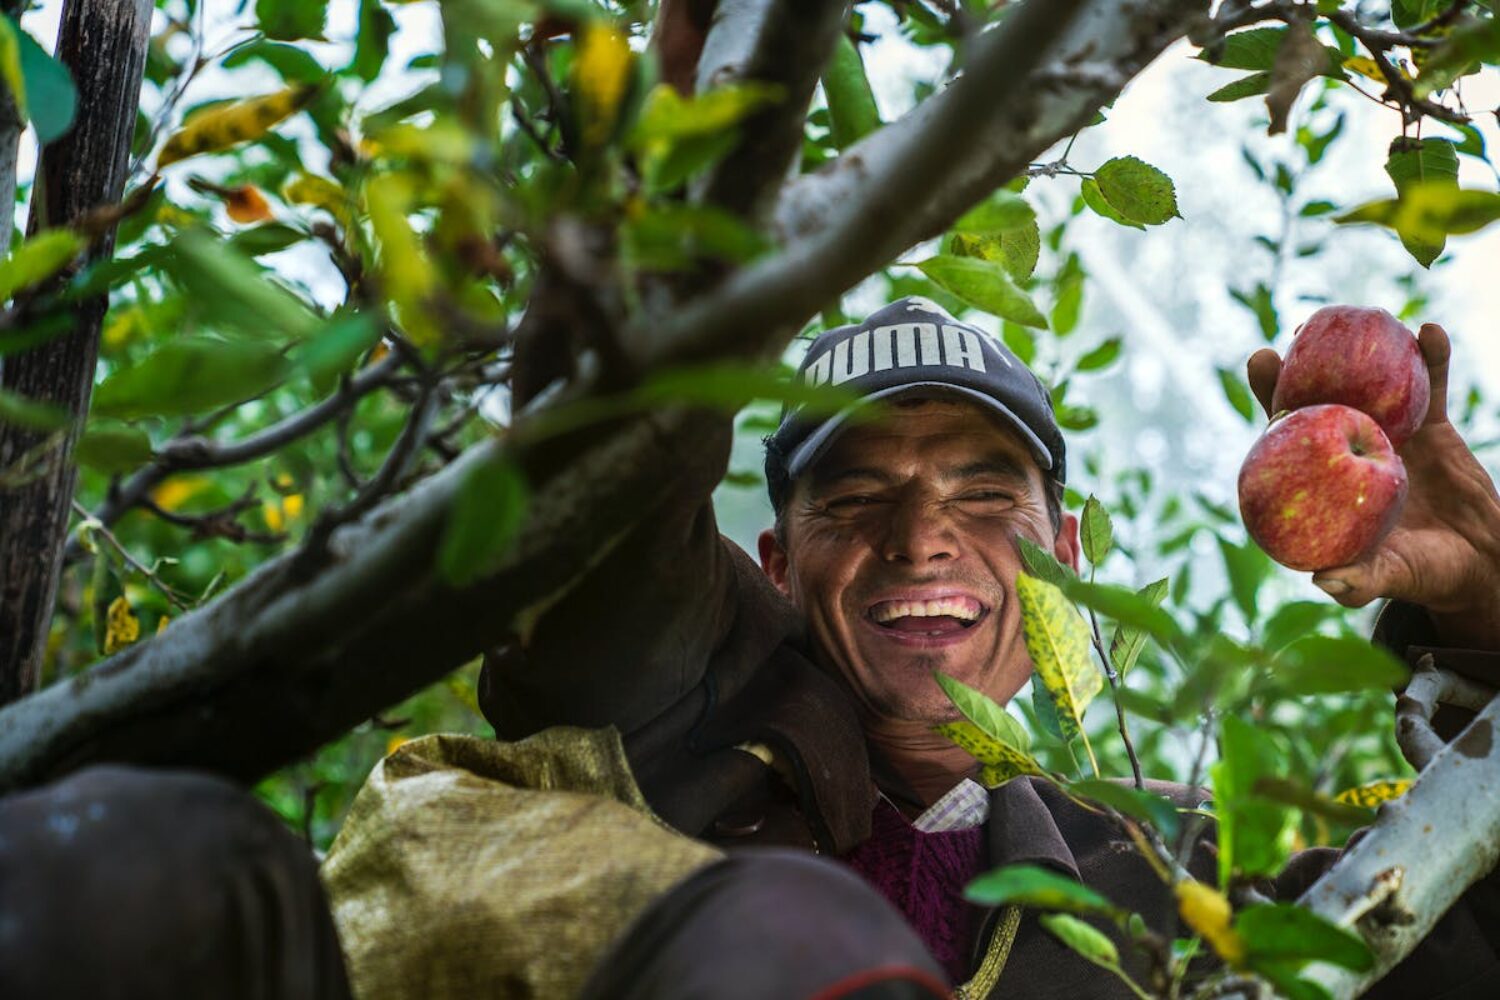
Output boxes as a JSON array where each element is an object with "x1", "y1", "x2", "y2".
[{"x1": 0, "y1": 0, "x2": 151, "y2": 705}]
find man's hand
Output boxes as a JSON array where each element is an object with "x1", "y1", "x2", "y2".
[{"x1": 1247, "y1": 324, "x2": 1500, "y2": 649}]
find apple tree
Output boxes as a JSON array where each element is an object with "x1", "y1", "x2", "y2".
[{"x1": 1, "y1": 1, "x2": 1499, "y2": 996}]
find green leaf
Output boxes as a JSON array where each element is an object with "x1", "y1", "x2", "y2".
[
  {"x1": 1271, "y1": 635, "x2": 1410, "y2": 694},
  {"x1": 1069, "y1": 779, "x2": 1181, "y2": 841},
  {"x1": 92, "y1": 338, "x2": 291, "y2": 419},
  {"x1": 966, "y1": 864, "x2": 1118, "y2": 916},
  {"x1": 821, "y1": 32, "x2": 881, "y2": 149},
  {"x1": 0, "y1": 228, "x2": 84, "y2": 301},
  {"x1": 1413, "y1": 15, "x2": 1500, "y2": 99},
  {"x1": 1017, "y1": 535, "x2": 1075, "y2": 590},
  {"x1": 166, "y1": 230, "x2": 320, "y2": 341},
  {"x1": 638, "y1": 361, "x2": 858, "y2": 412},
  {"x1": 256, "y1": 0, "x2": 329, "y2": 41},
  {"x1": 1251, "y1": 776, "x2": 1375, "y2": 826},
  {"x1": 936, "y1": 671, "x2": 1031, "y2": 751},
  {"x1": 1040, "y1": 913, "x2": 1119, "y2": 967},
  {"x1": 294, "y1": 314, "x2": 382, "y2": 394},
  {"x1": 1093, "y1": 157, "x2": 1179, "y2": 226},
  {"x1": 1075, "y1": 336, "x2": 1122, "y2": 372},
  {"x1": 0, "y1": 386, "x2": 67, "y2": 430},
  {"x1": 1217, "y1": 366, "x2": 1256, "y2": 421},
  {"x1": 953, "y1": 191, "x2": 1036, "y2": 235},
  {"x1": 437, "y1": 454, "x2": 529, "y2": 586},
  {"x1": 1050, "y1": 257, "x2": 1084, "y2": 337},
  {"x1": 1214, "y1": 714, "x2": 1297, "y2": 882},
  {"x1": 16, "y1": 24, "x2": 76, "y2": 145},
  {"x1": 1079, "y1": 177, "x2": 1144, "y2": 230},
  {"x1": 1218, "y1": 537, "x2": 1272, "y2": 625},
  {"x1": 1115, "y1": 687, "x2": 1174, "y2": 725},
  {"x1": 223, "y1": 40, "x2": 328, "y2": 84},
  {"x1": 1080, "y1": 494, "x2": 1112, "y2": 567},
  {"x1": 1335, "y1": 183, "x2": 1500, "y2": 243},
  {"x1": 1260, "y1": 600, "x2": 1340, "y2": 653},
  {"x1": 1298, "y1": 199, "x2": 1339, "y2": 217},
  {"x1": 1236, "y1": 903, "x2": 1374, "y2": 971},
  {"x1": 916, "y1": 255, "x2": 1046, "y2": 329},
  {"x1": 1059, "y1": 577, "x2": 1183, "y2": 649},
  {"x1": 1207, "y1": 72, "x2": 1273, "y2": 102},
  {"x1": 1200, "y1": 27, "x2": 1288, "y2": 71},
  {"x1": 631, "y1": 80, "x2": 781, "y2": 146},
  {"x1": 998, "y1": 222, "x2": 1041, "y2": 282},
  {"x1": 934, "y1": 720, "x2": 1043, "y2": 784},
  {"x1": 1017, "y1": 573, "x2": 1101, "y2": 738},
  {"x1": 353, "y1": 0, "x2": 396, "y2": 82},
  {"x1": 74, "y1": 420, "x2": 153, "y2": 473},
  {"x1": 0, "y1": 18, "x2": 23, "y2": 121},
  {"x1": 1386, "y1": 137, "x2": 1460, "y2": 268},
  {"x1": 227, "y1": 222, "x2": 307, "y2": 257},
  {"x1": 623, "y1": 203, "x2": 769, "y2": 271},
  {"x1": 1031, "y1": 680, "x2": 1067, "y2": 739},
  {"x1": 1229, "y1": 282, "x2": 1279, "y2": 341},
  {"x1": 1108, "y1": 578, "x2": 1170, "y2": 679},
  {"x1": 1444, "y1": 121, "x2": 1487, "y2": 160}
]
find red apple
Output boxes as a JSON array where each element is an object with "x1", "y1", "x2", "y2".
[
  {"x1": 1238, "y1": 404, "x2": 1408, "y2": 572},
  {"x1": 1271, "y1": 305, "x2": 1430, "y2": 447}
]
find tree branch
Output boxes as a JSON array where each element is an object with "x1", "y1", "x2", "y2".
[
  {"x1": 622, "y1": 0, "x2": 1208, "y2": 370},
  {"x1": 1298, "y1": 690, "x2": 1500, "y2": 998}
]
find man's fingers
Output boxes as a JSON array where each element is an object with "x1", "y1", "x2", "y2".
[
  {"x1": 1246, "y1": 349, "x2": 1282, "y2": 419},
  {"x1": 1311, "y1": 563, "x2": 1381, "y2": 609},
  {"x1": 1418, "y1": 323, "x2": 1451, "y2": 426}
]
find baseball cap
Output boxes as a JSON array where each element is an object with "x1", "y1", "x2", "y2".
[{"x1": 766, "y1": 297, "x2": 1067, "y2": 491}]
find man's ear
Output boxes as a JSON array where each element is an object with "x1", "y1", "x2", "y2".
[
  {"x1": 1054, "y1": 512, "x2": 1081, "y2": 573},
  {"x1": 758, "y1": 528, "x2": 792, "y2": 596}
]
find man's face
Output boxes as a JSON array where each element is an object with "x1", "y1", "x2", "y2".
[{"x1": 759, "y1": 398, "x2": 1079, "y2": 724}]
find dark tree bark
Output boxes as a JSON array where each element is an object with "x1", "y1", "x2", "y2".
[{"x1": 0, "y1": 0, "x2": 152, "y2": 705}]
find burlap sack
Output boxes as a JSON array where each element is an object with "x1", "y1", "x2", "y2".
[{"x1": 321, "y1": 728, "x2": 721, "y2": 1000}]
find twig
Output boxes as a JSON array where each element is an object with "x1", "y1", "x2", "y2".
[
  {"x1": 71, "y1": 500, "x2": 192, "y2": 610},
  {"x1": 1085, "y1": 562, "x2": 1145, "y2": 790}
]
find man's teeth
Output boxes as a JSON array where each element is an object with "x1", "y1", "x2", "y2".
[{"x1": 870, "y1": 598, "x2": 981, "y2": 623}]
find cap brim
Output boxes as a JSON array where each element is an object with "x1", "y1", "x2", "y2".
[{"x1": 784, "y1": 383, "x2": 1057, "y2": 481}]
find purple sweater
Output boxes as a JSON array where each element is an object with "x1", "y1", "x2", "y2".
[{"x1": 842, "y1": 798, "x2": 986, "y2": 983}]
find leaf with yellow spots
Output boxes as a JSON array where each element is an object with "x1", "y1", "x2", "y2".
[
  {"x1": 572, "y1": 21, "x2": 632, "y2": 147},
  {"x1": 934, "y1": 720, "x2": 1043, "y2": 786},
  {"x1": 283, "y1": 172, "x2": 353, "y2": 229},
  {"x1": 1175, "y1": 879, "x2": 1245, "y2": 966},
  {"x1": 364, "y1": 172, "x2": 439, "y2": 345},
  {"x1": 104, "y1": 596, "x2": 141, "y2": 655},
  {"x1": 1334, "y1": 778, "x2": 1412, "y2": 808},
  {"x1": 1016, "y1": 572, "x2": 1101, "y2": 744},
  {"x1": 158, "y1": 84, "x2": 320, "y2": 167},
  {"x1": 1342, "y1": 56, "x2": 1386, "y2": 83}
]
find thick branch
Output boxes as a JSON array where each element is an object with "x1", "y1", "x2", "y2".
[
  {"x1": 1299, "y1": 691, "x2": 1500, "y2": 998},
  {"x1": 623, "y1": 0, "x2": 1209, "y2": 369},
  {"x1": 693, "y1": 0, "x2": 847, "y2": 219},
  {"x1": 0, "y1": 407, "x2": 719, "y2": 791}
]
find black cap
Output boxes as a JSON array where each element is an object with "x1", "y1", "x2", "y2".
[{"x1": 767, "y1": 297, "x2": 1066, "y2": 488}]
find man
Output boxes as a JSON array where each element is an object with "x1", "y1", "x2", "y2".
[{"x1": 6, "y1": 299, "x2": 1500, "y2": 998}]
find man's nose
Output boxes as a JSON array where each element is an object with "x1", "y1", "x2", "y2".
[{"x1": 879, "y1": 498, "x2": 958, "y2": 564}]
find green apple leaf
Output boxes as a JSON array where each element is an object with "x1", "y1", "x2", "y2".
[
  {"x1": 966, "y1": 864, "x2": 1119, "y2": 916},
  {"x1": 916, "y1": 254, "x2": 1047, "y2": 329},
  {"x1": 1080, "y1": 494, "x2": 1113, "y2": 567},
  {"x1": 935, "y1": 671, "x2": 1031, "y2": 751},
  {"x1": 1093, "y1": 156, "x2": 1180, "y2": 225},
  {"x1": 822, "y1": 32, "x2": 882, "y2": 149},
  {"x1": 1041, "y1": 913, "x2": 1120, "y2": 967},
  {"x1": 1108, "y1": 577, "x2": 1170, "y2": 679}
]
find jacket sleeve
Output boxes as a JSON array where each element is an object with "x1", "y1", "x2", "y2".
[{"x1": 476, "y1": 410, "x2": 750, "y2": 740}]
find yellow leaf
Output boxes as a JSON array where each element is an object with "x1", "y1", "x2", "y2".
[
  {"x1": 282, "y1": 172, "x2": 352, "y2": 228},
  {"x1": 103, "y1": 596, "x2": 141, "y2": 655},
  {"x1": 1334, "y1": 778, "x2": 1412, "y2": 808},
  {"x1": 158, "y1": 85, "x2": 319, "y2": 168},
  {"x1": 1016, "y1": 572, "x2": 1101, "y2": 740},
  {"x1": 1342, "y1": 56, "x2": 1384, "y2": 83},
  {"x1": 102, "y1": 305, "x2": 148, "y2": 350},
  {"x1": 1175, "y1": 880, "x2": 1245, "y2": 966},
  {"x1": 386, "y1": 734, "x2": 409, "y2": 755},
  {"x1": 223, "y1": 184, "x2": 274, "y2": 223},
  {"x1": 0, "y1": 229, "x2": 85, "y2": 302},
  {"x1": 934, "y1": 720, "x2": 1042, "y2": 785},
  {"x1": 282, "y1": 493, "x2": 304, "y2": 519},
  {"x1": 0, "y1": 16, "x2": 24, "y2": 118},
  {"x1": 149, "y1": 475, "x2": 209, "y2": 512},
  {"x1": 370, "y1": 120, "x2": 475, "y2": 165},
  {"x1": 572, "y1": 21, "x2": 632, "y2": 146},
  {"x1": 156, "y1": 615, "x2": 170, "y2": 635},
  {"x1": 364, "y1": 172, "x2": 439, "y2": 345}
]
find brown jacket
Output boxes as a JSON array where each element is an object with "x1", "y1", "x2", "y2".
[{"x1": 479, "y1": 413, "x2": 1500, "y2": 997}]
